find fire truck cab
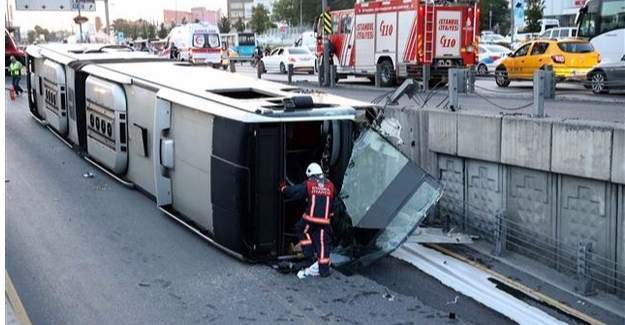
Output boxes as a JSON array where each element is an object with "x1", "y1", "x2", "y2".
[{"x1": 316, "y1": 0, "x2": 479, "y2": 86}]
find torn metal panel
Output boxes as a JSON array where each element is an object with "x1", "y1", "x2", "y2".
[{"x1": 393, "y1": 244, "x2": 567, "y2": 325}]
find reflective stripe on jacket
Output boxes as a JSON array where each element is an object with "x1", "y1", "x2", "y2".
[{"x1": 9, "y1": 61, "x2": 22, "y2": 77}]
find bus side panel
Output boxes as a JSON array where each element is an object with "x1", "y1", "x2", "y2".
[
  {"x1": 170, "y1": 103, "x2": 214, "y2": 232},
  {"x1": 211, "y1": 117, "x2": 250, "y2": 255},
  {"x1": 125, "y1": 85, "x2": 157, "y2": 195},
  {"x1": 42, "y1": 59, "x2": 68, "y2": 135}
]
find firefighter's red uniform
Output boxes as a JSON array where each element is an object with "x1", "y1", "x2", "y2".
[{"x1": 281, "y1": 175, "x2": 336, "y2": 276}]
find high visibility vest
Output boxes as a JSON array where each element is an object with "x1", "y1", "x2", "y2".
[{"x1": 9, "y1": 61, "x2": 22, "y2": 77}]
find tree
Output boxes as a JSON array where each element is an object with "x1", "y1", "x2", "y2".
[
  {"x1": 234, "y1": 17, "x2": 245, "y2": 32},
  {"x1": 218, "y1": 16, "x2": 231, "y2": 33},
  {"x1": 157, "y1": 23, "x2": 168, "y2": 39},
  {"x1": 272, "y1": 0, "x2": 355, "y2": 26},
  {"x1": 479, "y1": 0, "x2": 510, "y2": 35},
  {"x1": 249, "y1": 4, "x2": 272, "y2": 34},
  {"x1": 524, "y1": 0, "x2": 544, "y2": 33}
]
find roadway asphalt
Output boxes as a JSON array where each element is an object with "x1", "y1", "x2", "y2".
[
  {"x1": 4, "y1": 93, "x2": 506, "y2": 324},
  {"x1": 237, "y1": 65, "x2": 625, "y2": 123}
]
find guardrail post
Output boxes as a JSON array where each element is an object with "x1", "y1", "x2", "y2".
[
  {"x1": 229, "y1": 61, "x2": 236, "y2": 73},
  {"x1": 375, "y1": 63, "x2": 382, "y2": 88},
  {"x1": 544, "y1": 65, "x2": 555, "y2": 99},
  {"x1": 448, "y1": 68, "x2": 460, "y2": 111},
  {"x1": 467, "y1": 66, "x2": 476, "y2": 93},
  {"x1": 422, "y1": 64, "x2": 430, "y2": 92},
  {"x1": 533, "y1": 70, "x2": 545, "y2": 117},
  {"x1": 330, "y1": 65, "x2": 337, "y2": 88},
  {"x1": 287, "y1": 63, "x2": 294, "y2": 84},
  {"x1": 576, "y1": 241, "x2": 596, "y2": 296},
  {"x1": 256, "y1": 61, "x2": 263, "y2": 79},
  {"x1": 493, "y1": 211, "x2": 506, "y2": 256}
]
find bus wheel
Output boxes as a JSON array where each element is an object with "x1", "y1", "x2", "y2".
[
  {"x1": 280, "y1": 62, "x2": 287, "y2": 74},
  {"x1": 379, "y1": 60, "x2": 396, "y2": 87}
]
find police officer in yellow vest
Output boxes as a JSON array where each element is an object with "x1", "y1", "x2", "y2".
[{"x1": 9, "y1": 56, "x2": 24, "y2": 96}]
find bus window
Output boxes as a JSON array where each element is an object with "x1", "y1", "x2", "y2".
[{"x1": 600, "y1": 0, "x2": 625, "y2": 34}]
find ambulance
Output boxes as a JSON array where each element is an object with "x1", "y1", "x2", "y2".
[
  {"x1": 161, "y1": 23, "x2": 222, "y2": 66},
  {"x1": 317, "y1": 0, "x2": 479, "y2": 86}
]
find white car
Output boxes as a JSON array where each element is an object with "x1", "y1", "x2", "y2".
[
  {"x1": 260, "y1": 47, "x2": 315, "y2": 74},
  {"x1": 477, "y1": 44, "x2": 510, "y2": 75}
]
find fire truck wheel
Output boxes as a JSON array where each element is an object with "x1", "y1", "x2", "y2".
[
  {"x1": 495, "y1": 67, "x2": 510, "y2": 87},
  {"x1": 379, "y1": 60, "x2": 396, "y2": 87}
]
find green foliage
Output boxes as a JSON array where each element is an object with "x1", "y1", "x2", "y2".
[
  {"x1": 525, "y1": 0, "x2": 544, "y2": 33},
  {"x1": 249, "y1": 4, "x2": 272, "y2": 34},
  {"x1": 234, "y1": 18, "x2": 246, "y2": 32},
  {"x1": 157, "y1": 23, "x2": 169, "y2": 39},
  {"x1": 27, "y1": 25, "x2": 50, "y2": 43},
  {"x1": 113, "y1": 18, "x2": 161, "y2": 40},
  {"x1": 479, "y1": 0, "x2": 511, "y2": 35},
  {"x1": 218, "y1": 16, "x2": 231, "y2": 33},
  {"x1": 272, "y1": 0, "x2": 355, "y2": 26}
]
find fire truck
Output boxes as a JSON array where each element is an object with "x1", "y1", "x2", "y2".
[{"x1": 316, "y1": 0, "x2": 479, "y2": 86}]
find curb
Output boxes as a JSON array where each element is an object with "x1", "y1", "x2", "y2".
[{"x1": 5, "y1": 271, "x2": 32, "y2": 325}]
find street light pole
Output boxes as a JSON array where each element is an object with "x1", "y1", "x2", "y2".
[
  {"x1": 299, "y1": 0, "x2": 303, "y2": 29},
  {"x1": 78, "y1": 5, "x2": 84, "y2": 42},
  {"x1": 104, "y1": 0, "x2": 110, "y2": 37},
  {"x1": 510, "y1": 0, "x2": 515, "y2": 44},
  {"x1": 489, "y1": 3, "x2": 492, "y2": 30}
]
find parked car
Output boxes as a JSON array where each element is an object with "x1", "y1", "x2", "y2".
[
  {"x1": 477, "y1": 44, "x2": 510, "y2": 75},
  {"x1": 5, "y1": 29, "x2": 25, "y2": 74},
  {"x1": 586, "y1": 55, "x2": 625, "y2": 94},
  {"x1": 539, "y1": 27, "x2": 578, "y2": 40},
  {"x1": 260, "y1": 47, "x2": 315, "y2": 74},
  {"x1": 495, "y1": 39, "x2": 600, "y2": 87}
]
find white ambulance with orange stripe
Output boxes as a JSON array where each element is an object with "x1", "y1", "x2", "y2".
[
  {"x1": 161, "y1": 23, "x2": 222, "y2": 66},
  {"x1": 316, "y1": 0, "x2": 479, "y2": 86}
]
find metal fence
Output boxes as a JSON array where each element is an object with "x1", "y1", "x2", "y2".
[{"x1": 437, "y1": 194, "x2": 625, "y2": 298}]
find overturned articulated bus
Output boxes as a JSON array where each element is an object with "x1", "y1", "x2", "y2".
[{"x1": 26, "y1": 43, "x2": 442, "y2": 269}]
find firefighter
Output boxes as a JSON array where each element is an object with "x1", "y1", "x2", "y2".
[
  {"x1": 280, "y1": 162, "x2": 336, "y2": 278},
  {"x1": 9, "y1": 56, "x2": 24, "y2": 96}
]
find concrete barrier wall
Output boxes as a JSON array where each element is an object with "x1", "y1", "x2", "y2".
[{"x1": 384, "y1": 106, "x2": 625, "y2": 292}]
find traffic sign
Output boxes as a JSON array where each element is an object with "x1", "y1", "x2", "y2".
[
  {"x1": 322, "y1": 11, "x2": 332, "y2": 35},
  {"x1": 15, "y1": 0, "x2": 95, "y2": 11}
]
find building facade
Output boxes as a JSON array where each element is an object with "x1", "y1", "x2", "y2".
[
  {"x1": 163, "y1": 7, "x2": 222, "y2": 26},
  {"x1": 542, "y1": 0, "x2": 586, "y2": 27}
]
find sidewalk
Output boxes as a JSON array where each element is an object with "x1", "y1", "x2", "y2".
[{"x1": 6, "y1": 299, "x2": 19, "y2": 325}]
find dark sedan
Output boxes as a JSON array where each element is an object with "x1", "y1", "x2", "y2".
[{"x1": 587, "y1": 55, "x2": 625, "y2": 94}]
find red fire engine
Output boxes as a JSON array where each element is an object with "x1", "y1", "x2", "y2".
[{"x1": 316, "y1": 0, "x2": 479, "y2": 86}]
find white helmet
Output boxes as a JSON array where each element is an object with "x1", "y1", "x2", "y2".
[{"x1": 306, "y1": 163, "x2": 323, "y2": 177}]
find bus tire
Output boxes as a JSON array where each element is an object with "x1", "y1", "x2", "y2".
[{"x1": 280, "y1": 62, "x2": 287, "y2": 74}]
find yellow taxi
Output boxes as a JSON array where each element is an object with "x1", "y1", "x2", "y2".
[{"x1": 495, "y1": 39, "x2": 600, "y2": 87}]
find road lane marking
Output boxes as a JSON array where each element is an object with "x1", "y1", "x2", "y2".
[{"x1": 6, "y1": 271, "x2": 33, "y2": 325}]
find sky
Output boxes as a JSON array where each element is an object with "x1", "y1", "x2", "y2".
[{"x1": 9, "y1": 0, "x2": 228, "y2": 32}]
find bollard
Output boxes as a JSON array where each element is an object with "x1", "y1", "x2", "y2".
[
  {"x1": 287, "y1": 63, "x2": 294, "y2": 84},
  {"x1": 256, "y1": 61, "x2": 263, "y2": 79},
  {"x1": 543, "y1": 65, "x2": 555, "y2": 99},
  {"x1": 448, "y1": 69, "x2": 460, "y2": 111},
  {"x1": 576, "y1": 241, "x2": 596, "y2": 296},
  {"x1": 533, "y1": 70, "x2": 545, "y2": 117},
  {"x1": 229, "y1": 61, "x2": 236, "y2": 73},
  {"x1": 422, "y1": 64, "x2": 431, "y2": 92},
  {"x1": 467, "y1": 66, "x2": 476, "y2": 93},
  {"x1": 330, "y1": 65, "x2": 337, "y2": 87},
  {"x1": 375, "y1": 63, "x2": 382, "y2": 88},
  {"x1": 493, "y1": 211, "x2": 507, "y2": 256},
  {"x1": 318, "y1": 63, "x2": 324, "y2": 86}
]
